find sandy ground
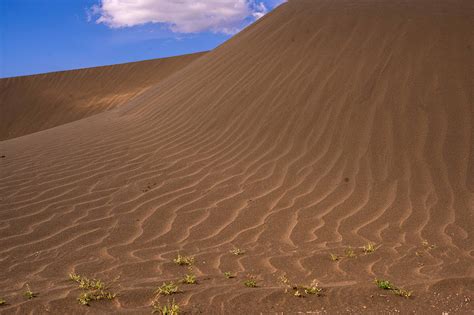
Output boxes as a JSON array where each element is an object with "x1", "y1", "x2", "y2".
[
  {"x1": 0, "y1": 0, "x2": 473, "y2": 313},
  {"x1": 0, "y1": 52, "x2": 205, "y2": 140}
]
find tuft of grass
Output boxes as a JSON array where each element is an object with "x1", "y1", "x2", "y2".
[
  {"x1": 173, "y1": 254, "x2": 194, "y2": 266},
  {"x1": 229, "y1": 248, "x2": 245, "y2": 256},
  {"x1": 24, "y1": 284, "x2": 38, "y2": 299},
  {"x1": 393, "y1": 288, "x2": 413, "y2": 298},
  {"x1": 374, "y1": 279, "x2": 412, "y2": 298},
  {"x1": 182, "y1": 274, "x2": 197, "y2": 285},
  {"x1": 303, "y1": 280, "x2": 323, "y2": 296},
  {"x1": 294, "y1": 290, "x2": 303, "y2": 297},
  {"x1": 156, "y1": 282, "x2": 179, "y2": 296},
  {"x1": 243, "y1": 276, "x2": 258, "y2": 288},
  {"x1": 0, "y1": 298, "x2": 6, "y2": 305},
  {"x1": 330, "y1": 253, "x2": 340, "y2": 261},
  {"x1": 362, "y1": 242, "x2": 376, "y2": 254},
  {"x1": 152, "y1": 299, "x2": 180, "y2": 314},
  {"x1": 68, "y1": 273, "x2": 116, "y2": 306},
  {"x1": 374, "y1": 279, "x2": 394, "y2": 290},
  {"x1": 78, "y1": 290, "x2": 116, "y2": 306},
  {"x1": 224, "y1": 272, "x2": 235, "y2": 279},
  {"x1": 345, "y1": 247, "x2": 356, "y2": 258},
  {"x1": 69, "y1": 273, "x2": 106, "y2": 291},
  {"x1": 421, "y1": 240, "x2": 436, "y2": 250}
]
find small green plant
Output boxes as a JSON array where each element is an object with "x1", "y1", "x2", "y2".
[
  {"x1": 330, "y1": 253, "x2": 340, "y2": 261},
  {"x1": 303, "y1": 280, "x2": 322, "y2": 296},
  {"x1": 243, "y1": 276, "x2": 257, "y2": 288},
  {"x1": 374, "y1": 279, "x2": 412, "y2": 298},
  {"x1": 156, "y1": 282, "x2": 179, "y2": 296},
  {"x1": 24, "y1": 284, "x2": 37, "y2": 299},
  {"x1": 224, "y1": 272, "x2": 235, "y2": 279},
  {"x1": 362, "y1": 242, "x2": 376, "y2": 254},
  {"x1": 152, "y1": 299, "x2": 180, "y2": 314},
  {"x1": 69, "y1": 273, "x2": 116, "y2": 306},
  {"x1": 393, "y1": 288, "x2": 413, "y2": 298},
  {"x1": 173, "y1": 254, "x2": 194, "y2": 266},
  {"x1": 229, "y1": 248, "x2": 245, "y2": 256},
  {"x1": 0, "y1": 298, "x2": 6, "y2": 305},
  {"x1": 78, "y1": 290, "x2": 116, "y2": 306},
  {"x1": 422, "y1": 240, "x2": 436, "y2": 250},
  {"x1": 294, "y1": 290, "x2": 303, "y2": 297},
  {"x1": 345, "y1": 247, "x2": 356, "y2": 258},
  {"x1": 182, "y1": 274, "x2": 197, "y2": 284},
  {"x1": 374, "y1": 279, "x2": 394, "y2": 290}
]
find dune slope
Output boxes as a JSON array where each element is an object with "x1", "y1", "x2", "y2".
[
  {"x1": 0, "y1": 0, "x2": 473, "y2": 313},
  {"x1": 0, "y1": 52, "x2": 205, "y2": 140}
]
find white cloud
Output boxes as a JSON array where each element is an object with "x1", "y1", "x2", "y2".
[{"x1": 91, "y1": 0, "x2": 268, "y2": 34}]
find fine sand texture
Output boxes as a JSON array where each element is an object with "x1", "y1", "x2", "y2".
[
  {"x1": 0, "y1": 0, "x2": 473, "y2": 313},
  {"x1": 0, "y1": 52, "x2": 205, "y2": 141}
]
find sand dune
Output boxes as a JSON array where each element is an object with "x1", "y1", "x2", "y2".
[
  {"x1": 0, "y1": 53, "x2": 205, "y2": 141},
  {"x1": 0, "y1": 0, "x2": 473, "y2": 313}
]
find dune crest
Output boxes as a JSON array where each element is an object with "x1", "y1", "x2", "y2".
[
  {"x1": 0, "y1": 52, "x2": 205, "y2": 140},
  {"x1": 0, "y1": 0, "x2": 473, "y2": 313}
]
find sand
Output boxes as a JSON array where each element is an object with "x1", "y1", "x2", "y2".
[
  {"x1": 0, "y1": 0, "x2": 473, "y2": 313},
  {"x1": 0, "y1": 52, "x2": 205, "y2": 141}
]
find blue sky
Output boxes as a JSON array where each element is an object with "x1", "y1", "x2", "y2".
[{"x1": 0, "y1": 0, "x2": 283, "y2": 78}]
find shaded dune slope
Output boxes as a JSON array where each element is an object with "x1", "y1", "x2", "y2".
[
  {"x1": 0, "y1": 0, "x2": 473, "y2": 313},
  {"x1": 0, "y1": 52, "x2": 205, "y2": 140}
]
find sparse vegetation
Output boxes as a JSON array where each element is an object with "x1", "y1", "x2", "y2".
[
  {"x1": 0, "y1": 298, "x2": 6, "y2": 305},
  {"x1": 173, "y1": 254, "x2": 194, "y2": 266},
  {"x1": 229, "y1": 248, "x2": 245, "y2": 256},
  {"x1": 303, "y1": 280, "x2": 323, "y2": 296},
  {"x1": 182, "y1": 274, "x2": 197, "y2": 284},
  {"x1": 422, "y1": 240, "x2": 436, "y2": 250},
  {"x1": 279, "y1": 275, "x2": 323, "y2": 297},
  {"x1": 24, "y1": 284, "x2": 37, "y2": 299},
  {"x1": 330, "y1": 253, "x2": 340, "y2": 261},
  {"x1": 68, "y1": 273, "x2": 116, "y2": 306},
  {"x1": 152, "y1": 299, "x2": 180, "y2": 314},
  {"x1": 345, "y1": 247, "x2": 356, "y2": 258},
  {"x1": 156, "y1": 282, "x2": 180, "y2": 296},
  {"x1": 224, "y1": 272, "x2": 235, "y2": 279},
  {"x1": 374, "y1": 279, "x2": 412, "y2": 298},
  {"x1": 243, "y1": 276, "x2": 258, "y2": 288},
  {"x1": 78, "y1": 290, "x2": 115, "y2": 306},
  {"x1": 362, "y1": 242, "x2": 376, "y2": 254}
]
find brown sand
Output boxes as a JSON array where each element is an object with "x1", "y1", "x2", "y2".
[
  {"x1": 0, "y1": 52, "x2": 205, "y2": 141},
  {"x1": 0, "y1": 0, "x2": 473, "y2": 313}
]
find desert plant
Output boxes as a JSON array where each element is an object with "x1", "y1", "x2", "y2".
[
  {"x1": 78, "y1": 290, "x2": 116, "y2": 306},
  {"x1": 374, "y1": 279, "x2": 394, "y2": 290},
  {"x1": 0, "y1": 298, "x2": 6, "y2": 305},
  {"x1": 330, "y1": 253, "x2": 340, "y2": 261},
  {"x1": 182, "y1": 274, "x2": 197, "y2": 285},
  {"x1": 229, "y1": 248, "x2": 245, "y2": 256},
  {"x1": 294, "y1": 290, "x2": 303, "y2": 297},
  {"x1": 173, "y1": 254, "x2": 194, "y2": 266},
  {"x1": 362, "y1": 242, "x2": 376, "y2": 254},
  {"x1": 156, "y1": 282, "x2": 179, "y2": 296},
  {"x1": 243, "y1": 276, "x2": 257, "y2": 288},
  {"x1": 345, "y1": 247, "x2": 356, "y2": 258},
  {"x1": 152, "y1": 299, "x2": 180, "y2": 314},
  {"x1": 393, "y1": 288, "x2": 413, "y2": 298},
  {"x1": 224, "y1": 271, "x2": 235, "y2": 279},
  {"x1": 303, "y1": 280, "x2": 322, "y2": 296},
  {"x1": 374, "y1": 279, "x2": 412, "y2": 298},
  {"x1": 24, "y1": 284, "x2": 37, "y2": 299},
  {"x1": 69, "y1": 273, "x2": 116, "y2": 306}
]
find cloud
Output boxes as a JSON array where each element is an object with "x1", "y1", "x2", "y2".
[{"x1": 91, "y1": 0, "x2": 268, "y2": 34}]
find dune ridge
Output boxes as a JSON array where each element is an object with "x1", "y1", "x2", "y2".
[
  {"x1": 0, "y1": 0, "x2": 473, "y2": 313},
  {"x1": 0, "y1": 52, "x2": 205, "y2": 141}
]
